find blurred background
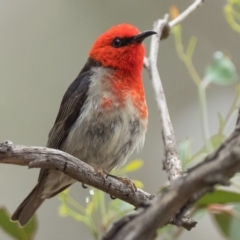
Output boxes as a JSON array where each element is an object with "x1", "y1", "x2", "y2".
[{"x1": 0, "y1": 0, "x2": 239, "y2": 239}]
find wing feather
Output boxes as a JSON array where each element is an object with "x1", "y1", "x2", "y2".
[
  {"x1": 47, "y1": 71, "x2": 90, "y2": 149},
  {"x1": 47, "y1": 57, "x2": 101, "y2": 149}
]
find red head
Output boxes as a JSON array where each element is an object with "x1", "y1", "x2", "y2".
[{"x1": 89, "y1": 24, "x2": 156, "y2": 76}]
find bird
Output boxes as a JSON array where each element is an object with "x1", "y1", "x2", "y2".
[{"x1": 11, "y1": 23, "x2": 156, "y2": 226}]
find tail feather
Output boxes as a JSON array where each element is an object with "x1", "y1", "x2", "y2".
[{"x1": 11, "y1": 185, "x2": 44, "y2": 226}]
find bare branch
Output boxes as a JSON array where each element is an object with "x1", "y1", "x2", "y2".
[
  {"x1": 146, "y1": 15, "x2": 182, "y2": 182},
  {"x1": 169, "y1": 0, "x2": 204, "y2": 28},
  {"x1": 0, "y1": 141, "x2": 153, "y2": 207},
  {"x1": 145, "y1": 0, "x2": 204, "y2": 181}
]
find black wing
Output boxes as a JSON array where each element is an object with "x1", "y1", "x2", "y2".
[{"x1": 47, "y1": 58, "x2": 100, "y2": 149}]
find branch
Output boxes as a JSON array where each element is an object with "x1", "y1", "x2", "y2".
[
  {"x1": 0, "y1": 141, "x2": 153, "y2": 207},
  {"x1": 144, "y1": 0, "x2": 204, "y2": 182},
  {"x1": 102, "y1": 111, "x2": 240, "y2": 240},
  {"x1": 169, "y1": 0, "x2": 204, "y2": 28}
]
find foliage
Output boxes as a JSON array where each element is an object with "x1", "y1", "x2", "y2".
[
  {"x1": 0, "y1": 208, "x2": 37, "y2": 240},
  {"x1": 225, "y1": 0, "x2": 240, "y2": 34},
  {"x1": 156, "y1": 3, "x2": 240, "y2": 240},
  {"x1": 58, "y1": 159, "x2": 143, "y2": 240}
]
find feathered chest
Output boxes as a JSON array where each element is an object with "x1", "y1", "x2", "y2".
[
  {"x1": 61, "y1": 67, "x2": 147, "y2": 171},
  {"x1": 91, "y1": 67, "x2": 147, "y2": 117}
]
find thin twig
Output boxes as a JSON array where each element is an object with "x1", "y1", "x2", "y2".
[
  {"x1": 147, "y1": 15, "x2": 182, "y2": 181},
  {"x1": 145, "y1": 0, "x2": 205, "y2": 181},
  {"x1": 169, "y1": 0, "x2": 204, "y2": 28}
]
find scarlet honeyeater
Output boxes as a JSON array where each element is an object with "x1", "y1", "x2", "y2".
[{"x1": 12, "y1": 24, "x2": 156, "y2": 226}]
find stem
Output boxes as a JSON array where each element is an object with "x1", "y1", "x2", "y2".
[
  {"x1": 173, "y1": 25, "x2": 213, "y2": 152},
  {"x1": 219, "y1": 89, "x2": 240, "y2": 134},
  {"x1": 198, "y1": 84, "x2": 213, "y2": 153},
  {"x1": 65, "y1": 194, "x2": 87, "y2": 214},
  {"x1": 183, "y1": 55, "x2": 201, "y2": 86},
  {"x1": 99, "y1": 191, "x2": 106, "y2": 218}
]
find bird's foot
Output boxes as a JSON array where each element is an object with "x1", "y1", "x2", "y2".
[
  {"x1": 91, "y1": 164, "x2": 108, "y2": 178},
  {"x1": 107, "y1": 174, "x2": 137, "y2": 193},
  {"x1": 119, "y1": 177, "x2": 137, "y2": 193},
  {"x1": 81, "y1": 165, "x2": 107, "y2": 189}
]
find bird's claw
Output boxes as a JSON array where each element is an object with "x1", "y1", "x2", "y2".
[
  {"x1": 107, "y1": 173, "x2": 137, "y2": 193},
  {"x1": 118, "y1": 177, "x2": 137, "y2": 193}
]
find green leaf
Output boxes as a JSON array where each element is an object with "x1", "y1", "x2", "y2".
[
  {"x1": 0, "y1": 207, "x2": 25, "y2": 240},
  {"x1": 224, "y1": 0, "x2": 240, "y2": 34},
  {"x1": 212, "y1": 204, "x2": 240, "y2": 240},
  {"x1": 109, "y1": 199, "x2": 132, "y2": 213},
  {"x1": 23, "y1": 217, "x2": 38, "y2": 240},
  {"x1": 187, "y1": 134, "x2": 225, "y2": 167},
  {"x1": 213, "y1": 212, "x2": 232, "y2": 238},
  {"x1": 112, "y1": 159, "x2": 144, "y2": 176},
  {"x1": 59, "y1": 204, "x2": 69, "y2": 217},
  {"x1": 192, "y1": 208, "x2": 208, "y2": 220},
  {"x1": 230, "y1": 204, "x2": 240, "y2": 240},
  {"x1": 156, "y1": 225, "x2": 172, "y2": 239},
  {"x1": 86, "y1": 189, "x2": 100, "y2": 215},
  {"x1": 132, "y1": 180, "x2": 144, "y2": 189},
  {"x1": 0, "y1": 207, "x2": 37, "y2": 240},
  {"x1": 210, "y1": 133, "x2": 226, "y2": 150},
  {"x1": 197, "y1": 133, "x2": 226, "y2": 156},
  {"x1": 122, "y1": 159, "x2": 143, "y2": 173},
  {"x1": 197, "y1": 189, "x2": 240, "y2": 207},
  {"x1": 205, "y1": 51, "x2": 238, "y2": 85},
  {"x1": 186, "y1": 36, "x2": 197, "y2": 59},
  {"x1": 178, "y1": 139, "x2": 191, "y2": 167},
  {"x1": 171, "y1": 24, "x2": 182, "y2": 39},
  {"x1": 217, "y1": 112, "x2": 225, "y2": 133}
]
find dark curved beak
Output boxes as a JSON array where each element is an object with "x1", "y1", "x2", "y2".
[{"x1": 131, "y1": 30, "x2": 157, "y2": 43}]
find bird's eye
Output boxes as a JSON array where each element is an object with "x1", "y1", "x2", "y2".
[{"x1": 112, "y1": 38, "x2": 122, "y2": 48}]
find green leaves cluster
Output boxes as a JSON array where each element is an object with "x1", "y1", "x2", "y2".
[{"x1": 58, "y1": 159, "x2": 144, "y2": 240}]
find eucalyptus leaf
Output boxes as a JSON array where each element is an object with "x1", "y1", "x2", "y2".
[
  {"x1": 213, "y1": 212, "x2": 232, "y2": 238},
  {"x1": 178, "y1": 139, "x2": 191, "y2": 167},
  {"x1": 132, "y1": 179, "x2": 144, "y2": 188},
  {"x1": 23, "y1": 217, "x2": 37, "y2": 240},
  {"x1": 0, "y1": 207, "x2": 37, "y2": 240},
  {"x1": 229, "y1": 204, "x2": 240, "y2": 240},
  {"x1": 205, "y1": 51, "x2": 238, "y2": 85},
  {"x1": 197, "y1": 133, "x2": 225, "y2": 156},
  {"x1": 197, "y1": 189, "x2": 240, "y2": 206},
  {"x1": 217, "y1": 112, "x2": 225, "y2": 133},
  {"x1": 121, "y1": 159, "x2": 143, "y2": 173},
  {"x1": 213, "y1": 204, "x2": 240, "y2": 240}
]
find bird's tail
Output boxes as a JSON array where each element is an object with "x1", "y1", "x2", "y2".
[{"x1": 11, "y1": 185, "x2": 44, "y2": 226}]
